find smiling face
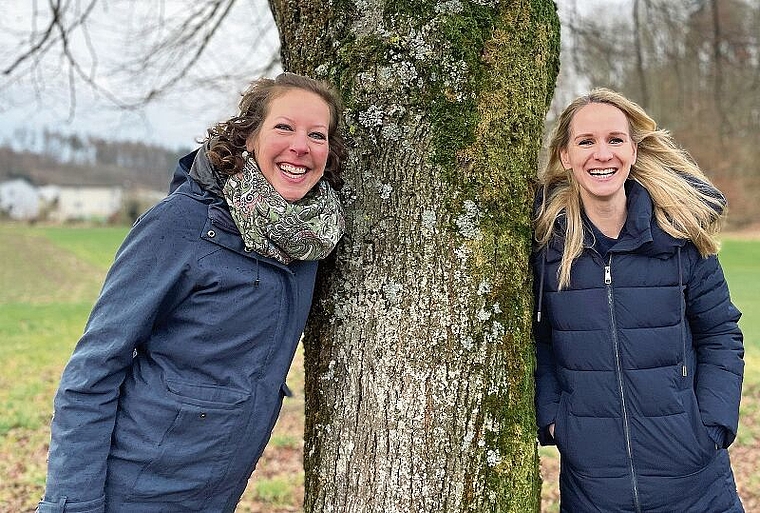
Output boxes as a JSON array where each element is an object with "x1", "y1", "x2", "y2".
[
  {"x1": 560, "y1": 102, "x2": 637, "y2": 211},
  {"x1": 247, "y1": 88, "x2": 331, "y2": 202}
]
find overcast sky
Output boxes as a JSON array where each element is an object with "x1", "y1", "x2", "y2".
[
  {"x1": 0, "y1": 0, "x2": 281, "y2": 151},
  {"x1": 0, "y1": 1, "x2": 620, "y2": 153}
]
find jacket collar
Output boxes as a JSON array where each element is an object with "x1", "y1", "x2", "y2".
[
  {"x1": 546, "y1": 180, "x2": 685, "y2": 263},
  {"x1": 171, "y1": 149, "x2": 298, "y2": 272},
  {"x1": 171, "y1": 148, "x2": 239, "y2": 231}
]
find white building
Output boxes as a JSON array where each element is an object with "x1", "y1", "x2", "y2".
[
  {"x1": 0, "y1": 178, "x2": 39, "y2": 220},
  {"x1": 46, "y1": 185, "x2": 124, "y2": 222},
  {"x1": 0, "y1": 180, "x2": 161, "y2": 222}
]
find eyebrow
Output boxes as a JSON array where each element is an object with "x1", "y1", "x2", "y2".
[
  {"x1": 273, "y1": 116, "x2": 328, "y2": 131},
  {"x1": 572, "y1": 131, "x2": 629, "y2": 141}
]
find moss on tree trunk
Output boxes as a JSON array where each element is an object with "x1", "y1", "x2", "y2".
[{"x1": 269, "y1": 1, "x2": 560, "y2": 511}]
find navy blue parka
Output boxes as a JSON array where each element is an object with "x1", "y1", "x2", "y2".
[
  {"x1": 534, "y1": 180, "x2": 744, "y2": 512},
  {"x1": 38, "y1": 150, "x2": 319, "y2": 512}
]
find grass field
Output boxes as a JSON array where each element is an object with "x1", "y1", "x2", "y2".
[{"x1": 0, "y1": 223, "x2": 757, "y2": 512}]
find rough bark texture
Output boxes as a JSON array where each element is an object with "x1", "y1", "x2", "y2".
[{"x1": 268, "y1": 1, "x2": 560, "y2": 511}]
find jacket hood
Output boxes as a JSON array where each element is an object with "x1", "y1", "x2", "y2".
[
  {"x1": 168, "y1": 148, "x2": 240, "y2": 235},
  {"x1": 540, "y1": 180, "x2": 684, "y2": 264},
  {"x1": 169, "y1": 149, "x2": 200, "y2": 194},
  {"x1": 682, "y1": 172, "x2": 727, "y2": 219}
]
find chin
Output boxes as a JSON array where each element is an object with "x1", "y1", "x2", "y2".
[{"x1": 280, "y1": 190, "x2": 308, "y2": 202}]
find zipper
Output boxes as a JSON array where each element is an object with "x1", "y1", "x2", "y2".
[
  {"x1": 677, "y1": 247, "x2": 687, "y2": 377},
  {"x1": 606, "y1": 255, "x2": 642, "y2": 513}
]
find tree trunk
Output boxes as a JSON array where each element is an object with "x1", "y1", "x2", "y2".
[
  {"x1": 268, "y1": 2, "x2": 560, "y2": 511},
  {"x1": 632, "y1": 0, "x2": 650, "y2": 109}
]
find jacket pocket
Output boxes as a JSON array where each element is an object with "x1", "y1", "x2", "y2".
[
  {"x1": 127, "y1": 379, "x2": 252, "y2": 505},
  {"x1": 248, "y1": 382, "x2": 291, "y2": 467},
  {"x1": 555, "y1": 393, "x2": 630, "y2": 478},
  {"x1": 637, "y1": 389, "x2": 717, "y2": 477}
]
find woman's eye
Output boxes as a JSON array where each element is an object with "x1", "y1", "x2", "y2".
[
  {"x1": 578, "y1": 139, "x2": 593, "y2": 146},
  {"x1": 310, "y1": 131, "x2": 327, "y2": 141},
  {"x1": 610, "y1": 137, "x2": 624, "y2": 144},
  {"x1": 275, "y1": 123, "x2": 292, "y2": 131}
]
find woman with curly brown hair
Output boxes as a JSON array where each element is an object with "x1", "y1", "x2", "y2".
[{"x1": 38, "y1": 72, "x2": 347, "y2": 513}]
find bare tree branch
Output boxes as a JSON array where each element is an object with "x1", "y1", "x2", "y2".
[
  {"x1": 142, "y1": 0, "x2": 238, "y2": 102},
  {"x1": 2, "y1": 0, "x2": 62, "y2": 75},
  {"x1": 4, "y1": 0, "x2": 99, "y2": 75},
  {"x1": 1, "y1": 0, "x2": 281, "y2": 113}
]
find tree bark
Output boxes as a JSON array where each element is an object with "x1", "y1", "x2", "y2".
[
  {"x1": 632, "y1": 0, "x2": 650, "y2": 109},
  {"x1": 268, "y1": 1, "x2": 560, "y2": 511}
]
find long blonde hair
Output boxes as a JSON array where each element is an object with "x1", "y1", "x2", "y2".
[{"x1": 535, "y1": 88, "x2": 726, "y2": 289}]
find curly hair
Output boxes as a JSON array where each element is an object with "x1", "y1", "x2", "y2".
[
  {"x1": 535, "y1": 87, "x2": 726, "y2": 289},
  {"x1": 204, "y1": 72, "x2": 347, "y2": 190}
]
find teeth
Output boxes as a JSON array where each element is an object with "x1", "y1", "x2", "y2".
[
  {"x1": 589, "y1": 168, "x2": 615, "y2": 177},
  {"x1": 279, "y1": 163, "x2": 307, "y2": 175}
]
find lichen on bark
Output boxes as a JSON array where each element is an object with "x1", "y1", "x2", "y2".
[{"x1": 269, "y1": 1, "x2": 560, "y2": 511}]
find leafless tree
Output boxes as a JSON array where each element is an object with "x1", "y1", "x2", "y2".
[
  {"x1": 0, "y1": 0, "x2": 280, "y2": 116},
  {"x1": 555, "y1": 0, "x2": 760, "y2": 225},
  {"x1": 632, "y1": 0, "x2": 651, "y2": 108},
  {"x1": 269, "y1": 1, "x2": 560, "y2": 509}
]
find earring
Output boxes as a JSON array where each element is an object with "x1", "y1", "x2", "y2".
[{"x1": 241, "y1": 150, "x2": 250, "y2": 159}]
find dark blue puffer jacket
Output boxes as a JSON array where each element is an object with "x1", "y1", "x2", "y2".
[
  {"x1": 534, "y1": 180, "x2": 744, "y2": 512},
  {"x1": 39, "y1": 150, "x2": 319, "y2": 512}
]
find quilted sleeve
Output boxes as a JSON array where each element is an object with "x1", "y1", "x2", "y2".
[
  {"x1": 533, "y1": 249, "x2": 561, "y2": 446},
  {"x1": 686, "y1": 252, "x2": 744, "y2": 447}
]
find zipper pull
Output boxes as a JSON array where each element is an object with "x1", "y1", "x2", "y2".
[{"x1": 604, "y1": 255, "x2": 613, "y2": 285}]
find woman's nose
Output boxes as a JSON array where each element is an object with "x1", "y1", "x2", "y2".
[
  {"x1": 594, "y1": 143, "x2": 613, "y2": 161},
  {"x1": 290, "y1": 133, "x2": 310, "y2": 156}
]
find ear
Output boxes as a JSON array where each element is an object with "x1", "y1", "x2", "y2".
[
  {"x1": 560, "y1": 148, "x2": 571, "y2": 170},
  {"x1": 245, "y1": 132, "x2": 257, "y2": 153}
]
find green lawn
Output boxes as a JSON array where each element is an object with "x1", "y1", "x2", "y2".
[
  {"x1": 1, "y1": 223, "x2": 757, "y2": 511},
  {"x1": 720, "y1": 239, "x2": 760, "y2": 386},
  {"x1": 0, "y1": 224, "x2": 128, "y2": 509}
]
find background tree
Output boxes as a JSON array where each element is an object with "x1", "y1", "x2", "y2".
[
  {"x1": 556, "y1": 0, "x2": 760, "y2": 226},
  {"x1": 269, "y1": 1, "x2": 559, "y2": 510},
  {"x1": 0, "y1": 0, "x2": 279, "y2": 111}
]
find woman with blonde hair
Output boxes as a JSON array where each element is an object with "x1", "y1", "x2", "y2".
[{"x1": 533, "y1": 88, "x2": 744, "y2": 512}]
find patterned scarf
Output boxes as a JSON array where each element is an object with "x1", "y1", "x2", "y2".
[{"x1": 223, "y1": 158, "x2": 345, "y2": 264}]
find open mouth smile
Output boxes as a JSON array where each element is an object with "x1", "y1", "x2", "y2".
[
  {"x1": 279, "y1": 163, "x2": 308, "y2": 177},
  {"x1": 588, "y1": 168, "x2": 616, "y2": 178}
]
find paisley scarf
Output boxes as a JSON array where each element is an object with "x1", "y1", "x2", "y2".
[{"x1": 223, "y1": 158, "x2": 345, "y2": 264}]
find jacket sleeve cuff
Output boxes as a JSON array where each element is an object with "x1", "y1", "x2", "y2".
[
  {"x1": 37, "y1": 495, "x2": 105, "y2": 513},
  {"x1": 537, "y1": 423, "x2": 556, "y2": 446},
  {"x1": 704, "y1": 424, "x2": 730, "y2": 449}
]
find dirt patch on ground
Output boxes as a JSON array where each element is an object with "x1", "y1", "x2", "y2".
[
  {"x1": 0, "y1": 228, "x2": 103, "y2": 303},
  {"x1": 722, "y1": 225, "x2": 760, "y2": 240}
]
